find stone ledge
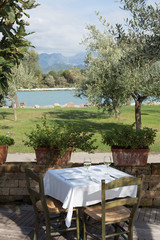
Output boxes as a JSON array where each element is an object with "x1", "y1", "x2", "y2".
[
  {"x1": 144, "y1": 175, "x2": 160, "y2": 182},
  {"x1": 140, "y1": 198, "x2": 152, "y2": 207},
  {"x1": 0, "y1": 179, "x2": 18, "y2": 188},
  {"x1": 142, "y1": 190, "x2": 160, "y2": 199},
  {"x1": 152, "y1": 163, "x2": 160, "y2": 174}
]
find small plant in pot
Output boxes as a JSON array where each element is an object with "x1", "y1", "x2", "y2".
[
  {"x1": 0, "y1": 134, "x2": 15, "y2": 164},
  {"x1": 24, "y1": 116, "x2": 97, "y2": 166},
  {"x1": 101, "y1": 124, "x2": 157, "y2": 166}
]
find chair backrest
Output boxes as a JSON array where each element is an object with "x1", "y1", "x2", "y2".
[
  {"x1": 101, "y1": 175, "x2": 144, "y2": 220},
  {"x1": 25, "y1": 167, "x2": 47, "y2": 209}
]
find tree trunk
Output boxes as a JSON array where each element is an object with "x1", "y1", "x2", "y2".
[
  {"x1": 112, "y1": 98, "x2": 120, "y2": 120},
  {"x1": 135, "y1": 99, "x2": 142, "y2": 130},
  {"x1": 13, "y1": 105, "x2": 17, "y2": 121},
  {"x1": 114, "y1": 106, "x2": 120, "y2": 120},
  {"x1": 8, "y1": 97, "x2": 17, "y2": 121},
  {"x1": 132, "y1": 94, "x2": 147, "y2": 131},
  {"x1": 14, "y1": 94, "x2": 20, "y2": 108}
]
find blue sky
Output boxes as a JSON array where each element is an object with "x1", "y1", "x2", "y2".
[{"x1": 26, "y1": 0, "x2": 159, "y2": 56}]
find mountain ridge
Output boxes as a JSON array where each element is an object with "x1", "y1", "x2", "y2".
[{"x1": 39, "y1": 52, "x2": 86, "y2": 73}]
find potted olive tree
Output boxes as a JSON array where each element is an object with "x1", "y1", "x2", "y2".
[
  {"x1": 0, "y1": 135, "x2": 15, "y2": 164},
  {"x1": 24, "y1": 116, "x2": 97, "y2": 166},
  {"x1": 102, "y1": 124, "x2": 157, "y2": 166}
]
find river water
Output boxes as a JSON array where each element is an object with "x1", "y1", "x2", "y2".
[{"x1": 7, "y1": 89, "x2": 88, "y2": 107}]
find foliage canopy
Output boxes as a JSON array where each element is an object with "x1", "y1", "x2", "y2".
[{"x1": 0, "y1": 0, "x2": 39, "y2": 100}]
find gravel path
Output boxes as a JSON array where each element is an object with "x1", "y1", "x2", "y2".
[{"x1": 6, "y1": 152, "x2": 160, "y2": 163}]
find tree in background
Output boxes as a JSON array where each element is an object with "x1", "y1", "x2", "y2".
[
  {"x1": 67, "y1": 68, "x2": 84, "y2": 85},
  {"x1": 42, "y1": 70, "x2": 58, "y2": 87},
  {"x1": 120, "y1": 0, "x2": 160, "y2": 62},
  {"x1": 118, "y1": 0, "x2": 160, "y2": 129},
  {"x1": 0, "y1": 0, "x2": 39, "y2": 102},
  {"x1": 7, "y1": 49, "x2": 41, "y2": 121},
  {"x1": 41, "y1": 68, "x2": 84, "y2": 88},
  {"x1": 58, "y1": 68, "x2": 84, "y2": 87},
  {"x1": 77, "y1": 25, "x2": 130, "y2": 119},
  {"x1": 77, "y1": 0, "x2": 160, "y2": 129},
  {"x1": 8, "y1": 61, "x2": 39, "y2": 120},
  {"x1": 43, "y1": 74, "x2": 56, "y2": 87},
  {"x1": 24, "y1": 49, "x2": 42, "y2": 87}
]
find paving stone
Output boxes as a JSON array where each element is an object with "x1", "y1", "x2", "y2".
[{"x1": 0, "y1": 205, "x2": 160, "y2": 240}]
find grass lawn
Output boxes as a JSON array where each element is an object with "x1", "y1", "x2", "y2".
[{"x1": 0, "y1": 105, "x2": 160, "y2": 153}]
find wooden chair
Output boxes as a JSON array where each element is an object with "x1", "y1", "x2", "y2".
[
  {"x1": 82, "y1": 175, "x2": 144, "y2": 240},
  {"x1": 25, "y1": 167, "x2": 80, "y2": 240}
]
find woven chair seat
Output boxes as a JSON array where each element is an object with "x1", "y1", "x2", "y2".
[
  {"x1": 84, "y1": 205, "x2": 130, "y2": 222},
  {"x1": 36, "y1": 196, "x2": 65, "y2": 213}
]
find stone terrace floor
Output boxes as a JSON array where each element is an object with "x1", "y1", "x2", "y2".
[{"x1": 0, "y1": 204, "x2": 160, "y2": 240}]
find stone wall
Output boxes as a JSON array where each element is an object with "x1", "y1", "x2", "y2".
[
  {"x1": 115, "y1": 163, "x2": 160, "y2": 207},
  {"x1": 0, "y1": 162, "x2": 160, "y2": 207},
  {"x1": 0, "y1": 163, "x2": 46, "y2": 203}
]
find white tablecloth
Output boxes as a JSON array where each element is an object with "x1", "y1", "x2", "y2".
[{"x1": 44, "y1": 165, "x2": 137, "y2": 227}]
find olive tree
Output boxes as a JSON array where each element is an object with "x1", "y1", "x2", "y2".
[
  {"x1": 77, "y1": 0, "x2": 160, "y2": 129},
  {"x1": 118, "y1": 0, "x2": 160, "y2": 129},
  {"x1": 77, "y1": 25, "x2": 130, "y2": 119},
  {"x1": 8, "y1": 61, "x2": 39, "y2": 120}
]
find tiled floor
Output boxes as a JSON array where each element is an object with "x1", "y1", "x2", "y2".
[{"x1": 0, "y1": 205, "x2": 160, "y2": 240}]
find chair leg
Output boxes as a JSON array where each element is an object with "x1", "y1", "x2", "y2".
[
  {"x1": 34, "y1": 222, "x2": 39, "y2": 240},
  {"x1": 127, "y1": 220, "x2": 133, "y2": 240},
  {"x1": 114, "y1": 236, "x2": 119, "y2": 240},
  {"x1": 43, "y1": 211, "x2": 51, "y2": 240},
  {"x1": 102, "y1": 221, "x2": 106, "y2": 240},
  {"x1": 128, "y1": 226, "x2": 133, "y2": 240},
  {"x1": 45, "y1": 223, "x2": 51, "y2": 240},
  {"x1": 82, "y1": 212, "x2": 87, "y2": 240},
  {"x1": 114, "y1": 224, "x2": 119, "y2": 240},
  {"x1": 33, "y1": 208, "x2": 39, "y2": 240},
  {"x1": 75, "y1": 208, "x2": 80, "y2": 240},
  {"x1": 60, "y1": 212, "x2": 66, "y2": 230}
]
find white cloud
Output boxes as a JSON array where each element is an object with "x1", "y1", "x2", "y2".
[
  {"x1": 25, "y1": 0, "x2": 159, "y2": 56},
  {"x1": 26, "y1": 2, "x2": 87, "y2": 56}
]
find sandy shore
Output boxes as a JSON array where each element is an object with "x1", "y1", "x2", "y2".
[{"x1": 18, "y1": 88, "x2": 76, "y2": 91}]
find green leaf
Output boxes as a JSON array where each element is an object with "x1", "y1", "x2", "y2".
[
  {"x1": 0, "y1": 56, "x2": 6, "y2": 64},
  {"x1": 8, "y1": 9, "x2": 15, "y2": 23}
]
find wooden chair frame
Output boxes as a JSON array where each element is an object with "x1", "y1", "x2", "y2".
[
  {"x1": 25, "y1": 167, "x2": 80, "y2": 240},
  {"x1": 82, "y1": 175, "x2": 144, "y2": 240}
]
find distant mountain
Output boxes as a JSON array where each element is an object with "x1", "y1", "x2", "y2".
[
  {"x1": 39, "y1": 52, "x2": 86, "y2": 73},
  {"x1": 43, "y1": 64, "x2": 85, "y2": 73}
]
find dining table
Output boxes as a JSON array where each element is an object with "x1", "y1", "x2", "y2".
[{"x1": 43, "y1": 164, "x2": 137, "y2": 227}]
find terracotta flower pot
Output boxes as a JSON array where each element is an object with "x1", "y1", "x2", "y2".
[
  {"x1": 111, "y1": 147, "x2": 149, "y2": 166},
  {"x1": 0, "y1": 144, "x2": 8, "y2": 165},
  {"x1": 35, "y1": 147, "x2": 72, "y2": 166},
  {"x1": 55, "y1": 150, "x2": 72, "y2": 166}
]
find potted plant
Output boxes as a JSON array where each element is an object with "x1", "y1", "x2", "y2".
[
  {"x1": 24, "y1": 116, "x2": 97, "y2": 166},
  {"x1": 101, "y1": 124, "x2": 157, "y2": 166},
  {"x1": 0, "y1": 134, "x2": 15, "y2": 164}
]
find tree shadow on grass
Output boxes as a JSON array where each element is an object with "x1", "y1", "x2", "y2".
[
  {"x1": 142, "y1": 106, "x2": 160, "y2": 114},
  {"x1": 47, "y1": 109, "x2": 107, "y2": 120},
  {"x1": 0, "y1": 125, "x2": 12, "y2": 130},
  {"x1": 141, "y1": 113, "x2": 149, "y2": 115},
  {"x1": 0, "y1": 111, "x2": 13, "y2": 120},
  {"x1": 45, "y1": 109, "x2": 129, "y2": 134}
]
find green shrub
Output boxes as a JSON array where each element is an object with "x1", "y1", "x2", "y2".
[
  {"x1": 102, "y1": 124, "x2": 157, "y2": 149},
  {"x1": 0, "y1": 135, "x2": 15, "y2": 146},
  {"x1": 24, "y1": 116, "x2": 97, "y2": 155}
]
